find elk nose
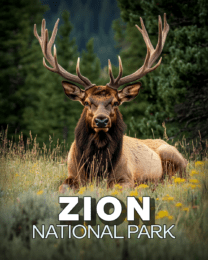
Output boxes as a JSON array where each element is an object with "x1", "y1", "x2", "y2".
[{"x1": 94, "y1": 117, "x2": 109, "y2": 128}]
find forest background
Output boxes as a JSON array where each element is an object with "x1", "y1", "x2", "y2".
[{"x1": 1, "y1": 0, "x2": 208, "y2": 149}]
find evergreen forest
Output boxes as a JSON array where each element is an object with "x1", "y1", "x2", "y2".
[{"x1": 1, "y1": 0, "x2": 208, "y2": 149}]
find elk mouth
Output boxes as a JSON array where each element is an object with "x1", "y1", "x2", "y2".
[{"x1": 94, "y1": 127, "x2": 109, "y2": 133}]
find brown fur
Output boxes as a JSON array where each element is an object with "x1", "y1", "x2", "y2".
[{"x1": 59, "y1": 84, "x2": 188, "y2": 192}]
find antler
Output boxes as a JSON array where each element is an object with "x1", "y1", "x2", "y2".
[
  {"x1": 107, "y1": 13, "x2": 169, "y2": 90},
  {"x1": 34, "y1": 19, "x2": 95, "y2": 90}
]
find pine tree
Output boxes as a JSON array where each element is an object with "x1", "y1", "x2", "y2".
[
  {"x1": 115, "y1": 0, "x2": 208, "y2": 140},
  {"x1": 0, "y1": 0, "x2": 47, "y2": 138}
]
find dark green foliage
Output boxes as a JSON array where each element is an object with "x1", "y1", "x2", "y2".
[
  {"x1": 0, "y1": 0, "x2": 47, "y2": 137},
  {"x1": 115, "y1": 0, "x2": 208, "y2": 140},
  {"x1": 1, "y1": 4, "x2": 104, "y2": 147}
]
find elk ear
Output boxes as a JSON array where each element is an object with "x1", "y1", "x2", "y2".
[
  {"x1": 118, "y1": 82, "x2": 142, "y2": 104},
  {"x1": 62, "y1": 81, "x2": 85, "y2": 103}
]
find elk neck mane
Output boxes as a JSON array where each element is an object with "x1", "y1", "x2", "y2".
[{"x1": 75, "y1": 108, "x2": 126, "y2": 178}]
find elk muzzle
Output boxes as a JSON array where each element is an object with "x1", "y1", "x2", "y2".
[
  {"x1": 93, "y1": 113, "x2": 111, "y2": 133},
  {"x1": 94, "y1": 117, "x2": 109, "y2": 128}
]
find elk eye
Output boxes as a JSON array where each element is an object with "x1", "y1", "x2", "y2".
[
  {"x1": 114, "y1": 102, "x2": 119, "y2": 107},
  {"x1": 84, "y1": 101, "x2": 89, "y2": 106}
]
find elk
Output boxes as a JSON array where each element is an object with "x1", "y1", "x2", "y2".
[{"x1": 34, "y1": 14, "x2": 187, "y2": 192}]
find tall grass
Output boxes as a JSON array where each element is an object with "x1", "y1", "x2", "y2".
[{"x1": 0, "y1": 130, "x2": 208, "y2": 260}]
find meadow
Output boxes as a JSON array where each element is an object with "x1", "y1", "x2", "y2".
[{"x1": 0, "y1": 130, "x2": 208, "y2": 260}]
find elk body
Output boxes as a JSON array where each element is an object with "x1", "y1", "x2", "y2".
[{"x1": 34, "y1": 14, "x2": 187, "y2": 192}]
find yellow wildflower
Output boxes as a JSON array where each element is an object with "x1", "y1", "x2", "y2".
[
  {"x1": 15, "y1": 174, "x2": 19, "y2": 177},
  {"x1": 37, "y1": 190, "x2": 43, "y2": 195},
  {"x1": 174, "y1": 177, "x2": 185, "y2": 184},
  {"x1": 129, "y1": 190, "x2": 138, "y2": 196},
  {"x1": 190, "y1": 184, "x2": 201, "y2": 189},
  {"x1": 167, "y1": 197, "x2": 174, "y2": 201},
  {"x1": 114, "y1": 184, "x2": 122, "y2": 190},
  {"x1": 156, "y1": 198, "x2": 159, "y2": 201},
  {"x1": 182, "y1": 207, "x2": 189, "y2": 212},
  {"x1": 175, "y1": 202, "x2": 182, "y2": 207},
  {"x1": 162, "y1": 194, "x2": 173, "y2": 201},
  {"x1": 111, "y1": 190, "x2": 119, "y2": 196},
  {"x1": 155, "y1": 210, "x2": 169, "y2": 219},
  {"x1": 190, "y1": 169, "x2": 199, "y2": 176},
  {"x1": 78, "y1": 187, "x2": 86, "y2": 194},
  {"x1": 189, "y1": 179, "x2": 199, "y2": 184},
  {"x1": 168, "y1": 215, "x2": 174, "y2": 220},
  {"x1": 162, "y1": 196, "x2": 169, "y2": 201},
  {"x1": 195, "y1": 161, "x2": 205, "y2": 168},
  {"x1": 137, "y1": 184, "x2": 149, "y2": 189}
]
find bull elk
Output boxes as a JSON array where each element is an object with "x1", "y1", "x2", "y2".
[{"x1": 34, "y1": 14, "x2": 187, "y2": 192}]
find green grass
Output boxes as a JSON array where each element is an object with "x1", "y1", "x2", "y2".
[{"x1": 0, "y1": 131, "x2": 208, "y2": 260}]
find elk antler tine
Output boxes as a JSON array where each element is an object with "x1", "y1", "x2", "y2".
[
  {"x1": 76, "y1": 57, "x2": 95, "y2": 88},
  {"x1": 114, "y1": 56, "x2": 123, "y2": 85},
  {"x1": 43, "y1": 57, "x2": 55, "y2": 72},
  {"x1": 33, "y1": 24, "x2": 38, "y2": 38},
  {"x1": 135, "y1": 24, "x2": 142, "y2": 33},
  {"x1": 108, "y1": 59, "x2": 114, "y2": 84},
  {"x1": 155, "y1": 16, "x2": 163, "y2": 53},
  {"x1": 76, "y1": 57, "x2": 80, "y2": 76},
  {"x1": 43, "y1": 29, "x2": 49, "y2": 57},
  {"x1": 53, "y1": 44, "x2": 60, "y2": 72},
  {"x1": 41, "y1": 19, "x2": 45, "y2": 40},
  {"x1": 48, "y1": 18, "x2": 60, "y2": 50},
  {"x1": 143, "y1": 47, "x2": 151, "y2": 70},
  {"x1": 42, "y1": 29, "x2": 47, "y2": 57},
  {"x1": 35, "y1": 18, "x2": 94, "y2": 88},
  {"x1": 106, "y1": 14, "x2": 169, "y2": 88},
  {"x1": 45, "y1": 29, "x2": 48, "y2": 45},
  {"x1": 164, "y1": 13, "x2": 169, "y2": 32},
  {"x1": 149, "y1": 57, "x2": 162, "y2": 72},
  {"x1": 162, "y1": 13, "x2": 169, "y2": 46},
  {"x1": 118, "y1": 56, "x2": 123, "y2": 74},
  {"x1": 34, "y1": 24, "x2": 42, "y2": 46},
  {"x1": 139, "y1": 17, "x2": 154, "y2": 50}
]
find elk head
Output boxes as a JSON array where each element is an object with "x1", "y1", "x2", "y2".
[{"x1": 34, "y1": 14, "x2": 169, "y2": 135}]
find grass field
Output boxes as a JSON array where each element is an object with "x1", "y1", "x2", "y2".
[{"x1": 0, "y1": 131, "x2": 208, "y2": 260}]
